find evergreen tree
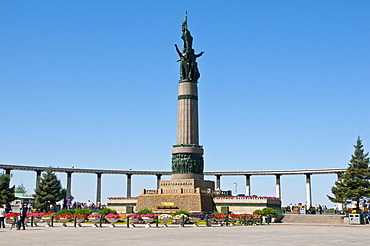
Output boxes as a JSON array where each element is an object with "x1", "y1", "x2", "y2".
[
  {"x1": 15, "y1": 183, "x2": 27, "y2": 193},
  {"x1": 33, "y1": 168, "x2": 63, "y2": 211},
  {"x1": 0, "y1": 173, "x2": 16, "y2": 204},
  {"x1": 327, "y1": 137, "x2": 370, "y2": 210}
]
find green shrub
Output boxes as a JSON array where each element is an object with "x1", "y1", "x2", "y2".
[
  {"x1": 136, "y1": 208, "x2": 154, "y2": 215},
  {"x1": 56, "y1": 209, "x2": 74, "y2": 216},
  {"x1": 56, "y1": 208, "x2": 92, "y2": 216},
  {"x1": 261, "y1": 208, "x2": 278, "y2": 218},
  {"x1": 73, "y1": 208, "x2": 92, "y2": 216},
  {"x1": 252, "y1": 209, "x2": 263, "y2": 215},
  {"x1": 174, "y1": 210, "x2": 189, "y2": 216},
  {"x1": 99, "y1": 208, "x2": 118, "y2": 218}
]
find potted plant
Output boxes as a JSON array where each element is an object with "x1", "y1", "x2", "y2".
[
  {"x1": 40, "y1": 212, "x2": 55, "y2": 227},
  {"x1": 26, "y1": 212, "x2": 42, "y2": 226},
  {"x1": 261, "y1": 208, "x2": 278, "y2": 223},
  {"x1": 56, "y1": 214, "x2": 73, "y2": 227},
  {"x1": 74, "y1": 214, "x2": 87, "y2": 227},
  {"x1": 5, "y1": 213, "x2": 19, "y2": 225},
  {"x1": 214, "y1": 213, "x2": 227, "y2": 225},
  {"x1": 141, "y1": 214, "x2": 156, "y2": 227},
  {"x1": 189, "y1": 214, "x2": 205, "y2": 227},
  {"x1": 88, "y1": 213, "x2": 101, "y2": 227},
  {"x1": 250, "y1": 214, "x2": 260, "y2": 225},
  {"x1": 158, "y1": 214, "x2": 172, "y2": 227},
  {"x1": 173, "y1": 214, "x2": 188, "y2": 227},
  {"x1": 229, "y1": 214, "x2": 242, "y2": 226},
  {"x1": 104, "y1": 213, "x2": 120, "y2": 227},
  {"x1": 127, "y1": 214, "x2": 141, "y2": 227}
]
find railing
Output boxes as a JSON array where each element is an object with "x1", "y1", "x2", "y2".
[
  {"x1": 142, "y1": 188, "x2": 206, "y2": 195},
  {"x1": 145, "y1": 190, "x2": 158, "y2": 194}
]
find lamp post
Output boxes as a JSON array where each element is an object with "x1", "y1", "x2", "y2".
[{"x1": 234, "y1": 182, "x2": 237, "y2": 195}]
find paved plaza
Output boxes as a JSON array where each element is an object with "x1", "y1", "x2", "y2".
[{"x1": 1, "y1": 223, "x2": 369, "y2": 245}]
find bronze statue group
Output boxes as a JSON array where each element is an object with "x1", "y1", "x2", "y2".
[{"x1": 175, "y1": 15, "x2": 204, "y2": 82}]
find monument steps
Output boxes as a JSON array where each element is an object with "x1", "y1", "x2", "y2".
[{"x1": 282, "y1": 214, "x2": 345, "y2": 224}]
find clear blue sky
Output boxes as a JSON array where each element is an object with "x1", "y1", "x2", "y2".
[{"x1": 1, "y1": 1, "x2": 369, "y2": 207}]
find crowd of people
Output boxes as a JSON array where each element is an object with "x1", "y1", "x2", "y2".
[
  {"x1": 62, "y1": 199, "x2": 104, "y2": 210},
  {"x1": 0, "y1": 198, "x2": 106, "y2": 230},
  {"x1": 0, "y1": 202, "x2": 29, "y2": 230},
  {"x1": 284, "y1": 203, "x2": 328, "y2": 214}
]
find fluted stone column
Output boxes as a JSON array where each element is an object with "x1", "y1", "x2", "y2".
[
  {"x1": 275, "y1": 174, "x2": 281, "y2": 198},
  {"x1": 171, "y1": 80, "x2": 204, "y2": 180},
  {"x1": 306, "y1": 174, "x2": 312, "y2": 208},
  {"x1": 245, "y1": 175, "x2": 251, "y2": 196}
]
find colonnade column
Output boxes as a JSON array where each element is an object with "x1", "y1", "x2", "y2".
[
  {"x1": 215, "y1": 175, "x2": 221, "y2": 190},
  {"x1": 35, "y1": 170, "x2": 42, "y2": 185},
  {"x1": 126, "y1": 174, "x2": 132, "y2": 198},
  {"x1": 4, "y1": 169, "x2": 12, "y2": 187},
  {"x1": 66, "y1": 172, "x2": 73, "y2": 200},
  {"x1": 156, "y1": 174, "x2": 162, "y2": 189},
  {"x1": 5, "y1": 169, "x2": 11, "y2": 177},
  {"x1": 245, "y1": 175, "x2": 251, "y2": 196},
  {"x1": 305, "y1": 173, "x2": 312, "y2": 208},
  {"x1": 337, "y1": 172, "x2": 343, "y2": 211},
  {"x1": 275, "y1": 174, "x2": 281, "y2": 198},
  {"x1": 96, "y1": 173, "x2": 102, "y2": 204}
]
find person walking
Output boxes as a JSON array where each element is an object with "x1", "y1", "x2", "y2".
[
  {"x1": 17, "y1": 203, "x2": 28, "y2": 230},
  {"x1": 0, "y1": 205, "x2": 6, "y2": 228}
]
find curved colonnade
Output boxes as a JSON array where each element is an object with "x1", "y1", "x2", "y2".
[{"x1": 0, "y1": 164, "x2": 346, "y2": 207}]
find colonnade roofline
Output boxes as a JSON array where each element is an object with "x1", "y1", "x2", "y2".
[
  {"x1": 0, "y1": 163, "x2": 346, "y2": 176},
  {"x1": 205, "y1": 168, "x2": 346, "y2": 176},
  {"x1": 0, "y1": 163, "x2": 171, "y2": 175}
]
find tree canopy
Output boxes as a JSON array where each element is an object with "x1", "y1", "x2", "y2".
[
  {"x1": 15, "y1": 183, "x2": 27, "y2": 193},
  {"x1": 33, "y1": 168, "x2": 63, "y2": 211},
  {"x1": 327, "y1": 137, "x2": 370, "y2": 210},
  {"x1": 0, "y1": 173, "x2": 16, "y2": 204}
]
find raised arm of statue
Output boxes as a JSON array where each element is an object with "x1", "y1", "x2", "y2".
[
  {"x1": 174, "y1": 44, "x2": 183, "y2": 57},
  {"x1": 196, "y1": 51, "x2": 204, "y2": 58}
]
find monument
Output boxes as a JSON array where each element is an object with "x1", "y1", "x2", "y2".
[{"x1": 135, "y1": 14, "x2": 215, "y2": 213}]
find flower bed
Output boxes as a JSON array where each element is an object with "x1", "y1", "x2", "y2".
[
  {"x1": 40, "y1": 212, "x2": 56, "y2": 218},
  {"x1": 128, "y1": 214, "x2": 142, "y2": 220},
  {"x1": 6, "y1": 213, "x2": 19, "y2": 220},
  {"x1": 105, "y1": 213, "x2": 120, "y2": 219},
  {"x1": 56, "y1": 214, "x2": 73, "y2": 220},
  {"x1": 27, "y1": 212, "x2": 42, "y2": 218},
  {"x1": 74, "y1": 214, "x2": 88, "y2": 219},
  {"x1": 88, "y1": 213, "x2": 101, "y2": 219}
]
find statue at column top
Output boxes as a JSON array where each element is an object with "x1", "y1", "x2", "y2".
[{"x1": 175, "y1": 14, "x2": 204, "y2": 82}]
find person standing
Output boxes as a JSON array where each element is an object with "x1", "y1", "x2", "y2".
[
  {"x1": 5, "y1": 203, "x2": 11, "y2": 214},
  {"x1": 0, "y1": 205, "x2": 6, "y2": 228},
  {"x1": 17, "y1": 203, "x2": 28, "y2": 230}
]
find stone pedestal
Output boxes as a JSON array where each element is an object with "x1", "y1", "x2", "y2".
[
  {"x1": 136, "y1": 191, "x2": 214, "y2": 213},
  {"x1": 135, "y1": 178, "x2": 215, "y2": 213}
]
